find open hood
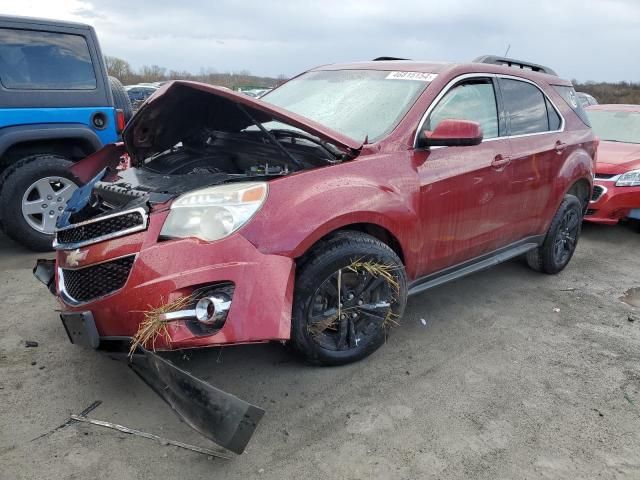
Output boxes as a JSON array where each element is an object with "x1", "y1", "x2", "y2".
[{"x1": 123, "y1": 81, "x2": 363, "y2": 165}]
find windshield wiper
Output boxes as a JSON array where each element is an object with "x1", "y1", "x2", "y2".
[
  {"x1": 268, "y1": 128, "x2": 342, "y2": 161},
  {"x1": 235, "y1": 104, "x2": 303, "y2": 168}
]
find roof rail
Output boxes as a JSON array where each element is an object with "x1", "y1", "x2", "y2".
[
  {"x1": 372, "y1": 56, "x2": 410, "y2": 61},
  {"x1": 473, "y1": 55, "x2": 557, "y2": 76}
]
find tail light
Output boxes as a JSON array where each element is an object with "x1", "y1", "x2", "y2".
[{"x1": 115, "y1": 109, "x2": 126, "y2": 134}]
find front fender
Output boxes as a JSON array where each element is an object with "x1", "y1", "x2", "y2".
[{"x1": 241, "y1": 156, "x2": 421, "y2": 278}]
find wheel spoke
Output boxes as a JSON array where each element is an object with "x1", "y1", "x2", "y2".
[
  {"x1": 357, "y1": 276, "x2": 385, "y2": 299},
  {"x1": 566, "y1": 213, "x2": 579, "y2": 231},
  {"x1": 347, "y1": 318, "x2": 356, "y2": 348},
  {"x1": 41, "y1": 212, "x2": 58, "y2": 233},
  {"x1": 56, "y1": 183, "x2": 76, "y2": 202},
  {"x1": 34, "y1": 178, "x2": 57, "y2": 200},
  {"x1": 309, "y1": 308, "x2": 338, "y2": 325},
  {"x1": 22, "y1": 200, "x2": 45, "y2": 215},
  {"x1": 336, "y1": 317, "x2": 348, "y2": 350},
  {"x1": 358, "y1": 304, "x2": 388, "y2": 321}
]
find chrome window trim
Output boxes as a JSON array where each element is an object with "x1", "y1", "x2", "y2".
[
  {"x1": 590, "y1": 185, "x2": 607, "y2": 203},
  {"x1": 413, "y1": 72, "x2": 566, "y2": 148},
  {"x1": 53, "y1": 207, "x2": 148, "y2": 250},
  {"x1": 58, "y1": 253, "x2": 136, "y2": 306}
]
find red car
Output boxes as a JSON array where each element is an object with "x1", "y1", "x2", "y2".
[
  {"x1": 36, "y1": 57, "x2": 596, "y2": 367},
  {"x1": 584, "y1": 104, "x2": 640, "y2": 225}
]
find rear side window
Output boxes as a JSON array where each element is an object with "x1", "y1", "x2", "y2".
[
  {"x1": 500, "y1": 78, "x2": 550, "y2": 135},
  {"x1": 553, "y1": 85, "x2": 591, "y2": 127},
  {"x1": 0, "y1": 28, "x2": 96, "y2": 90},
  {"x1": 426, "y1": 79, "x2": 499, "y2": 139}
]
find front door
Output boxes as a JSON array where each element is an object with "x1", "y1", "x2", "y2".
[{"x1": 414, "y1": 76, "x2": 513, "y2": 276}]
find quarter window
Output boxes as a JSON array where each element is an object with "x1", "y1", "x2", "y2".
[
  {"x1": 500, "y1": 78, "x2": 552, "y2": 135},
  {"x1": 426, "y1": 79, "x2": 499, "y2": 139},
  {"x1": 546, "y1": 97, "x2": 561, "y2": 131},
  {"x1": 0, "y1": 28, "x2": 96, "y2": 90}
]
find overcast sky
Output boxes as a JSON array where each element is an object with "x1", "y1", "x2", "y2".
[{"x1": 1, "y1": 0, "x2": 638, "y2": 81}]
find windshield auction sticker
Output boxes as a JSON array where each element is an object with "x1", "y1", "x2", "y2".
[{"x1": 385, "y1": 71, "x2": 437, "y2": 81}]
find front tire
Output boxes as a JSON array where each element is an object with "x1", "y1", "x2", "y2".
[
  {"x1": 0, "y1": 155, "x2": 79, "y2": 251},
  {"x1": 527, "y1": 194, "x2": 582, "y2": 274},
  {"x1": 290, "y1": 231, "x2": 407, "y2": 366}
]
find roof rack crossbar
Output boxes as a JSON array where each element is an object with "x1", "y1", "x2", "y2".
[{"x1": 473, "y1": 55, "x2": 557, "y2": 76}]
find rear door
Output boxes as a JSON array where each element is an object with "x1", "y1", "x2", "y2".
[
  {"x1": 414, "y1": 76, "x2": 514, "y2": 275},
  {"x1": 498, "y1": 76, "x2": 565, "y2": 239}
]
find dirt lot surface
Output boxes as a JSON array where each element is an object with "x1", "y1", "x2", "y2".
[{"x1": 1, "y1": 223, "x2": 639, "y2": 479}]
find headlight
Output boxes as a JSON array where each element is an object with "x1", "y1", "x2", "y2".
[
  {"x1": 616, "y1": 169, "x2": 640, "y2": 187},
  {"x1": 160, "y1": 182, "x2": 267, "y2": 241}
]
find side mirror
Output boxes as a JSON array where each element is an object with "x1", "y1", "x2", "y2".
[{"x1": 421, "y1": 119, "x2": 483, "y2": 147}]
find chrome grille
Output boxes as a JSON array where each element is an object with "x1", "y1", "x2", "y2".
[
  {"x1": 61, "y1": 255, "x2": 135, "y2": 303},
  {"x1": 55, "y1": 208, "x2": 147, "y2": 249}
]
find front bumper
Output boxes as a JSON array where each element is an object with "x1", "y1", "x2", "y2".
[
  {"x1": 49, "y1": 210, "x2": 295, "y2": 350},
  {"x1": 584, "y1": 181, "x2": 640, "y2": 224}
]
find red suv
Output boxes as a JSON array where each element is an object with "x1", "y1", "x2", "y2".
[{"x1": 36, "y1": 57, "x2": 596, "y2": 366}]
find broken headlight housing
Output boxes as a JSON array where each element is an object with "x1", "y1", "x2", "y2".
[
  {"x1": 160, "y1": 182, "x2": 268, "y2": 241},
  {"x1": 616, "y1": 169, "x2": 640, "y2": 187}
]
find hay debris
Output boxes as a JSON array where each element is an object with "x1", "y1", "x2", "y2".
[
  {"x1": 129, "y1": 295, "x2": 194, "y2": 358},
  {"x1": 347, "y1": 260, "x2": 400, "y2": 297}
]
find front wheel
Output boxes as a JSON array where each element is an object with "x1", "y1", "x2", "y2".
[
  {"x1": 0, "y1": 155, "x2": 79, "y2": 251},
  {"x1": 290, "y1": 232, "x2": 407, "y2": 366},
  {"x1": 527, "y1": 194, "x2": 583, "y2": 274}
]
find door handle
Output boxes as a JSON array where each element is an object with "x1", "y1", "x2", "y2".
[
  {"x1": 554, "y1": 141, "x2": 568, "y2": 154},
  {"x1": 491, "y1": 154, "x2": 511, "y2": 169}
]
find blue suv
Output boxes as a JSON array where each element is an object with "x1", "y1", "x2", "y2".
[{"x1": 0, "y1": 15, "x2": 132, "y2": 250}]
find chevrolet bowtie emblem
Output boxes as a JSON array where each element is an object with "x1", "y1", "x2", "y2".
[{"x1": 66, "y1": 248, "x2": 87, "y2": 267}]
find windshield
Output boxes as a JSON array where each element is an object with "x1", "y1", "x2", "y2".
[
  {"x1": 262, "y1": 70, "x2": 432, "y2": 142},
  {"x1": 587, "y1": 110, "x2": 640, "y2": 144}
]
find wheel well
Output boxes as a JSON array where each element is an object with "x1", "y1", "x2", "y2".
[
  {"x1": 567, "y1": 179, "x2": 591, "y2": 213},
  {"x1": 298, "y1": 223, "x2": 405, "y2": 265},
  {"x1": 0, "y1": 139, "x2": 96, "y2": 172}
]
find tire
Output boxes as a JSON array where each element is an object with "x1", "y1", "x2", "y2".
[
  {"x1": 0, "y1": 155, "x2": 79, "y2": 251},
  {"x1": 108, "y1": 76, "x2": 133, "y2": 122},
  {"x1": 526, "y1": 194, "x2": 583, "y2": 274},
  {"x1": 290, "y1": 231, "x2": 407, "y2": 366}
]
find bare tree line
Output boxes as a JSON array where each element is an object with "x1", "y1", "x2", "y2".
[
  {"x1": 104, "y1": 55, "x2": 287, "y2": 88},
  {"x1": 573, "y1": 80, "x2": 640, "y2": 104}
]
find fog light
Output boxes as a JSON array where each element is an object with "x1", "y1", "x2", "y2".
[{"x1": 195, "y1": 294, "x2": 231, "y2": 327}]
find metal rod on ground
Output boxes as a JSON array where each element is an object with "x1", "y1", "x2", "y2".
[
  {"x1": 70, "y1": 415, "x2": 232, "y2": 459},
  {"x1": 31, "y1": 400, "x2": 103, "y2": 441}
]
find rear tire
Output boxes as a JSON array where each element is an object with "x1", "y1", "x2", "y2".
[
  {"x1": 527, "y1": 194, "x2": 582, "y2": 274},
  {"x1": 108, "y1": 76, "x2": 133, "y2": 122},
  {"x1": 0, "y1": 155, "x2": 79, "y2": 251},
  {"x1": 290, "y1": 231, "x2": 407, "y2": 366}
]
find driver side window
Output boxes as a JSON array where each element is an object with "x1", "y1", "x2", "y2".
[{"x1": 427, "y1": 79, "x2": 499, "y2": 139}]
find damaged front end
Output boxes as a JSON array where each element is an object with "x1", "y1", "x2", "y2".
[{"x1": 33, "y1": 81, "x2": 362, "y2": 454}]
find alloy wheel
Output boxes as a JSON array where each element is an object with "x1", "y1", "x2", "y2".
[
  {"x1": 307, "y1": 267, "x2": 396, "y2": 352},
  {"x1": 21, "y1": 176, "x2": 77, "y2": 234}
]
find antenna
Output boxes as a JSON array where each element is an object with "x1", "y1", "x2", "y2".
[{"x1": 504, "y1": 44, "x2": 511, "y2": 57}]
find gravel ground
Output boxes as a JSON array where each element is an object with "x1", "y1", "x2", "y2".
[{"x1": 1, "y1": 222, "x2": 639, "y2": 480}]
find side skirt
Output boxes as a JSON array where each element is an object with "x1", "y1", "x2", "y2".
[{"x1": 407, "y1": 235, "x2": 545, "y2": 297}]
